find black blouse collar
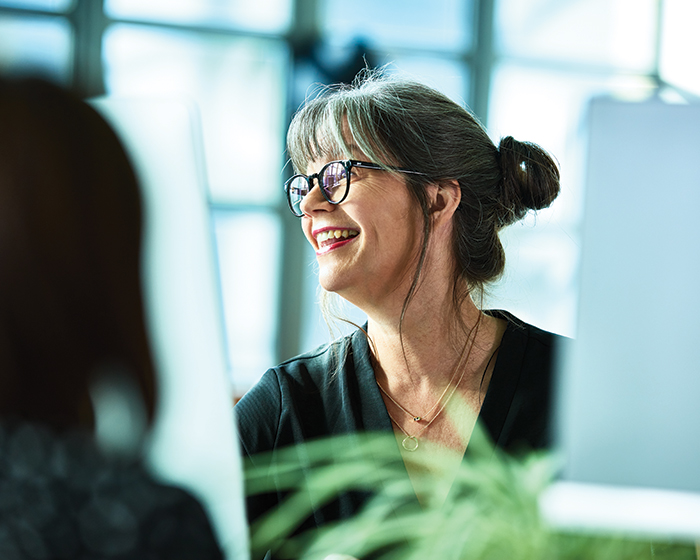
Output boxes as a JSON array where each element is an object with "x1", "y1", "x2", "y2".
[{"x1": 350, "y1": 310, "x2": 528, "y2": 445}]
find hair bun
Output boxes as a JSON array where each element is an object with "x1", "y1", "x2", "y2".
[{"x1": 496, "y1": 136, "x2": 560, "y2": 227}]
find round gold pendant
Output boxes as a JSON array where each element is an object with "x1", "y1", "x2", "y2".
[{"x1": 402, "y1": 436, "x2": 419, "y2": 451}]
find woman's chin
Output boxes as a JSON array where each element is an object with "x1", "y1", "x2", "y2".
[
  {"x1": 317, "y1": 274, "x2": 346, "y2": 296},
  {"x1": 317, "y1": 268, "x2": 358, "y2": 300}
]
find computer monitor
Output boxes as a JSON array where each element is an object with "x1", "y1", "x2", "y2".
[
  {"x1": 541, "y1": 96, "x2": 700, "y2": 540},
  {"x1": 91, "y1": 97, "x2": 248, "y2": 560}
]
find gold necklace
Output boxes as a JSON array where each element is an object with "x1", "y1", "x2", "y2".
[
  {"x1": 387, "y1": 343, "x2": 500, "y2": 452},
  {"x1": 385, "y1": 361, "x2": 471, "y2": 451},
  {"x1": 377, "y1": 369, "x2": 457, "y2": 422},
  {"x1": 376, "y1": 322, "x2": 482, "y2": 452}
]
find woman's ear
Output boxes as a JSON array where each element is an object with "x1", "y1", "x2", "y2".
[{"x1": 427, "y1": 180, "x2": 461, "y2": 225}]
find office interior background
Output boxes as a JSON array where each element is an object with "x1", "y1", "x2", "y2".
[{"x1": 1, "y1": 0, "x2": 698, "y2": 397}]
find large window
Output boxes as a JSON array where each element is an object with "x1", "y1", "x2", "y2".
[
  {"x1": 0, "y1": 10, "x2": 73, "y2": 81},
  {"x1": 488, "y1": 0, "x2": 661, "y2": 336},
  {"x1": 1, "y1": 0, "x2": 697, "y2": 391}
]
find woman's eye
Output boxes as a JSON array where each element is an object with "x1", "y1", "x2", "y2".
[{"x1": 329, "y1": 174, "x2": 345, "y2": 187}]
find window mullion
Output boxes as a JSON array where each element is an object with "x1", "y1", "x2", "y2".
[
  {"x1": 470, "y1": 0, "x2": 496, "y2": 125},
  {"x1": 69, "y1": 0, "x2": 107, "y2": 96}
]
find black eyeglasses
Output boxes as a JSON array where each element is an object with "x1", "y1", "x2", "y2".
[{"x1": 284, "y1": 159, "x2": 425, "y2": 217}]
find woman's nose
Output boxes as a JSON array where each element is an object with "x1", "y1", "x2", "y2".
[{"x1": 299, "y1": 179, "x2": 332, "y2": 215}]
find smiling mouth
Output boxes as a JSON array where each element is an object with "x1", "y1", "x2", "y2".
[{"x1": 316, "y1": 229, "x2": 359, "y2": 248}]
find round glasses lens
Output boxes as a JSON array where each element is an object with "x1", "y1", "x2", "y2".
[
  {"x1": 287, "y1": 176, "x2": 308, "y2": 215},
  {"x1": 321, "y1": 162, "x2": 348, "y2": 203}
]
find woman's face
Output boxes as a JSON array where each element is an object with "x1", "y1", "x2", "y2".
[{"x1": 299, "y1": 157, "x2": 424, "y2": 309}]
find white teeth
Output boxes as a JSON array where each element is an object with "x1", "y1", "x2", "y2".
[{"x1": 316, "y1": 229, "x2": 356, "y2": 243}]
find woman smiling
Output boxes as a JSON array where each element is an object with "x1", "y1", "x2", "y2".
[{"x1": 236, "y1": 70, "x2": 563, "y2": 550}]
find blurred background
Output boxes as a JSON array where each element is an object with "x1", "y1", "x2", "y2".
[{"x1": 1, "y1": 0, "x2": 698, "y2": 400}]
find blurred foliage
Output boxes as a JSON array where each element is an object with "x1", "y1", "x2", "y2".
[{"x1": 245, "y1": 424, "x2": 696, "y2": 560}]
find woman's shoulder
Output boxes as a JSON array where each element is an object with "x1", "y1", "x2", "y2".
[
  {"x1": 486, "y1": 309, "x2": 565, "y2": 348},
  {"x1": 257, "y1": 328, "x2": 366, "y2": 390},
  {"x1": 0, "y1": 421, "x2": 223, "y2": 559},
  {"x1": 235, "y1": 328, "x2": 367, "y2": 415},
  {"x1": 481, "y1": 311, "x2": 564, "y2": 450},
  {"x1": 486, "y1": 308, "x2": 565, "y2": 386},
  {"x1": 235, "y1": 327, "x2": 374, "y2": 456}
]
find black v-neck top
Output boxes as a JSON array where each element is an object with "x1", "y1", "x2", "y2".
[{"x1": 236, "y1": 310, "x2": 563, "y2": 549}]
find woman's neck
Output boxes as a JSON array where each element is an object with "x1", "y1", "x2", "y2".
[
  {"x1": 367, "y1": 290, "x2": 506, "y2": 468},
  {"x1": 367, "y1": 292, "x2": 495, "y2": 388}
]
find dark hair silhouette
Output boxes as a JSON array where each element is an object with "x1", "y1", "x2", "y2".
[{"x1": 0, "y1": 77, "x2": 156, "y2": 431}]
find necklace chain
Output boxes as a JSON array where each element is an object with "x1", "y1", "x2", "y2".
[
  {"x1": 377, "y1": 322, "x2": 501, "y2": 452},
  {"x1": 376, "y1": 322, "x2": 481, "y2": 452},
  {"x1": 377, "y1": 367, "x2": 457, "y2": 422},
  {"x1": 384, "y1": 361, "x2": 471, "y2": 451}
]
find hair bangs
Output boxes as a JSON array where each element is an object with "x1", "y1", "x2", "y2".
[
  {"x1": 287, "y1": 94, "x2": 349, "y2": 173},
  {"x1": 287, "y1": 85, "x2": 397, "y2": 174}
]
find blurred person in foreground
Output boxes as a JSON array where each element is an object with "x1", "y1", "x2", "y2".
[
  {"x1": 236, "y1": 70, "x2": 564, "y2": 556},
  {"x1": 0, "y1": 75, "x2": 223, "y2": 560}
]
